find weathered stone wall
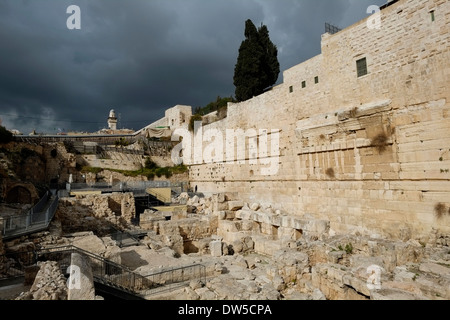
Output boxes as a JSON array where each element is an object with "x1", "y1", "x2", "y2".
[
  {"x1": 57, "y1": 192, "x2": 136, "y2": 234},
  {"x1": 78, "y1": 153, "x2": 144, "y2": 171},
  {"x1": 166, "y1": 104, "x2": 192, "y2": 130},
  {"x1": 186, "y1": 0, "x2": 450, "y2": 241},
  {"x1": 2, "y1": 182, "x2": 39, "y2": 205},
  {"x1": 43, "y1": 143, "x2": 77, "y2": 184}
]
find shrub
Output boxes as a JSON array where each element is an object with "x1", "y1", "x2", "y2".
[
  {"x1": 345, "y1": 243, "x2": 353, "y2": 254},
  {"x1": 189, "y1": 114, "x2": 203, "y2": 132},
  {"x1": 144, "y1": 158, "x2": 158, "y2": 170}
]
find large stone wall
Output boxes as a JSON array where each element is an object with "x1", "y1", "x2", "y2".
[{"x1": 185, "y1": 0, "x2": 450, "y2": 241}]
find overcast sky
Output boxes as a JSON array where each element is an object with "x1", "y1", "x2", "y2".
[{"x1": 0, "y1": 0, "x2": 386, "y2": 134}]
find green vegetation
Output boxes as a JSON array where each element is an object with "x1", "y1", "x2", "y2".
[
  {"x1": 189, "y1": 114, "x2": 203, "y2": 132},
  {"x1": 345, "y1": 243, "x2": 353, "y2": 254},
  {"x1": 233, "y1": 19, "x2": 280, "y2": 102},
  {"x1": 189, "y1": 95, "x2": 235, "y2": 130},
  {"x1": 114, "y1": 137, "x2": 129, "y2": 147},
  {"x1": 338, "y1": 243, "x2": 353, "y2": 254},
  {"x1": 80, "y1": 158, "x2": 188, "y2": 180},
  {"x1": 144, "y1": 158, "x2": 158, "y2": 170},
  {"x1": 80, "y1": 166, "x2": 104, "y2": 175},
  {"x1": 193, "y1": 96, "x2": 235, "y2": 116}
]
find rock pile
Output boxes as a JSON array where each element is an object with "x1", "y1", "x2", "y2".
[
  {"x1": 15, "y1": 261, "x2": 67, "y2": 300},
  {"x1": 56, "y1": 192, "x2": 136, "y2": 235},
  {"x1": 2, "y1": 191, "x2": 449, "y2": 301}
]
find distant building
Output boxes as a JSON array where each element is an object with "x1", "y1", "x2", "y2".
[
  {"x1": 97, "y1": 109, "x2": 133, "y2": 135},
  {"x1": 107, "y1": 109, "x2": 117, "y2": 130}
]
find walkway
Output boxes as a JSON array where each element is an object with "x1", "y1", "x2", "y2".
[
  {"x1": 1, "y1": 190, "x2": 59, "y2": 240},
  {"x1": 0, "y1": 245, "x2": 206, "y2": 300}
]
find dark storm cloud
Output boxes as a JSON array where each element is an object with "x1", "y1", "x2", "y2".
[{"x1": 0, "y1": 0, "x2": 386, "y2": 134}]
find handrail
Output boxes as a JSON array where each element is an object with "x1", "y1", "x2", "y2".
[
  {"x1": 25, "y1": 245, "x2": 152, "y2": 294},
  {"x1": 1, "y1": 245, "x2": 206, "y2": 298},
  {"x1": 1, "y1": 192, "x2": 59, "y2": 239}
]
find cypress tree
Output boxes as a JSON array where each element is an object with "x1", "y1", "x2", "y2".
[
  {"x1": 233, "y1": 19, "x2": 280, "y2": 102},
  {"x1": 258, "y1": 24, "x2": 280, "y2": 90}
]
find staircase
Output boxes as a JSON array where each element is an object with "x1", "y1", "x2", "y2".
[{"x1": 1, "y1": 191, "x2": 59, "y2": 240}]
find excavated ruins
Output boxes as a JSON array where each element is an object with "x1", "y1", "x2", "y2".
[
  {"x1": 1, "y1": 184, "x2": 449, "y2": 300},
  {"x1": 1, "y1": 0, "x2": 450, "y2": 301}
]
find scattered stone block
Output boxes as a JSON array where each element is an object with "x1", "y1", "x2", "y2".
[{"x1": 228, "y1": 201, "x2": 244, "y2": 211}]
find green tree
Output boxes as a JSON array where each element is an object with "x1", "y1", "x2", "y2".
[
  {"x1": 195, "y1": 96, "x2": 236, "y2": 116},
  {"x1": 233, "y1": 19, "x2": 280, "y2": 102},
  {"x1": 258, "y1": 24, "x2": 280, "y2": 90}
]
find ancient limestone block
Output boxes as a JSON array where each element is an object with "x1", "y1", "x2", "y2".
[
  {"x1": 210, "y1": 240, "x2": 222, "y2": 257},
  {"x1": 418, "y1": 262, "x2": 450, "y2": 280},
  {"x1": 228, "y1": 201, "x2": 244, "y2": 211},
  {"x1": 72, "y1": 234, "x2": 106, "y2": 256}
]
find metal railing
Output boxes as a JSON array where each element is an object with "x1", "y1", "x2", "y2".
[
  {"x1": 1, "y1": 192, "x2": 59, "y2": 240},
  {"x1": 69, "y1": 180, "x2": 170, "y2": 192},
  {"x1": 109, "y1": 229, "x2": 140, "y2": 248},
  {"x1": 36, "y1": 246, "x2": 153, "y2": 294},
  {"x1": 66, "y1": 180, "x2": 188, "y2": 197},
  {"x1": 141, "y1": 263, "x2": 206, "y2": 297},
  {"x1": 0, "y1": 245, "x2": 206, "y2": 298}
]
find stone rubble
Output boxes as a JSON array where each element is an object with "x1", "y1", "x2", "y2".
[
  {"x1": 15, "y1": 261, "x2": 68, "y2": 300},
  {"x1": 1, "y1": 192, "x2": 449, "y2": 300}
]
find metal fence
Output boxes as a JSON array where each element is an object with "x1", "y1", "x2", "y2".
[
  {"x1": 1, "y1": 245, "x2": 206, "y2": 298},
  {"x1": 141, "y1": 263, "x2": 206, "y2": 297},
  {"x1": 66, "y1": 180, "x2": 188, "y2": 195},
  {"x1": 1, "y1": 191, "x2": 59, "y2": 240},
  {"x1": 109, "y1": 229, "x2": 140, "y2": 248},
  {"x1": 69, "y1": 180, "x2": 170, "y2": 192}
]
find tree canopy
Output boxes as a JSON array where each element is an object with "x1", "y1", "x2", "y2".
[
  {"x1": 193, "y1": 95, "x2": 236, "y2": 116},
  {"x1": 233, "y1": 19, "x2": 280, "y2": 102}
]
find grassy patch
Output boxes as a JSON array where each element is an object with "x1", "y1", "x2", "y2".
[
  {"x1": 81, "y1": 166, "x2": 104, "y2": 174},
  {"x1": 338, "y1": 243, "x2": 353, "y2": 254}
]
